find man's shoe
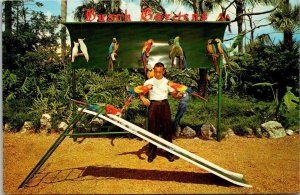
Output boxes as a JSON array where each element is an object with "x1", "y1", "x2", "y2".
[{"x1": 166, "y1": 153, "x2": 174, "y2": 162}]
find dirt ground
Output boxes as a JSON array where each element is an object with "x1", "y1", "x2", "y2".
[{"x1": 3, "y1": 131, "x2": 300, "y2": 194}]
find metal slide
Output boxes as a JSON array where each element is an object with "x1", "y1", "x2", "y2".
[{"x1": 83, "y1": 109, "x2": 252, "y2": 188}]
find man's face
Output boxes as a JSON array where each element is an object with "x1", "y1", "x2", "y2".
[{"x1": 154, "y1": 66, "x2": 165, "y2": 80}]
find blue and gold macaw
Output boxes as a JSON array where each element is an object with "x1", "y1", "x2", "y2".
[
  {"x1": 207, "y1": 39, "x2": 220, "y2": 75},
  {"x1": 108, "y1": 38, "x2": 119, "y2": 71},
  {"x1": 173, "y1": 92, "x2": 189, "y2": 135},
  {"x1": 214, "y1": 38, "x2": 229, "y2": 64},
  {"x1": 169, "y1": 36, "x2": 187, "y2": 70}
]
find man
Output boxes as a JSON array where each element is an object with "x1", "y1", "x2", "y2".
[{"x1": 139, "y1": 62, "x2": 182, "y2": 163}]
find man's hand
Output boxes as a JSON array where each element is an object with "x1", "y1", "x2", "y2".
[
  {"x1": 171, "y1": 91, "x2": 183, "y2": 99},
  {"x1": 140, "y1": 95, "x2": 150, "y2": 107}
]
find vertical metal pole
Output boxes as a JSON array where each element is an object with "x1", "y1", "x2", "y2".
[
  {"x1": 18, "y1": 108, "x2": 86, "y2": 189},
  {"x1": 217, "y1": 55, "x2": 223, "y2": 142},
  {"x1": 71, "y1": 68, "x2": 78, "y2": 142}
]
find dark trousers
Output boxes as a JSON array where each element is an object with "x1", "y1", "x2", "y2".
[{"x1": 148, "y1": 100, "x2": 172, "y2": 154}]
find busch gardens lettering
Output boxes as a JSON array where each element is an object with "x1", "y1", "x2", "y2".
[
  {"x1": 85, "y1": 8, "x2": 207, "y2": 22},
  {"x1": 85, "y1": 9, "x2": 131, "y2": 22}
]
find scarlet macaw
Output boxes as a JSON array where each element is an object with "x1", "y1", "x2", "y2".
[
  {"x1": 70, "y1": 99, "x2": 122, "y2": 116},
  {"x1": 141, "y1": 39, "x2": 154, "y2": 74},
  {"x1": 105, "y1": 104, "x2": 122, "y2": 116},
  {"x1": 132, "y1": 84, "x2": 153, "y2": 95},
  {"x1": 207, "y1": 39, "x2": 220, "y2": 75},
  {"x1": 169, "y1": 36, "x2": 187, "y2": 70}
]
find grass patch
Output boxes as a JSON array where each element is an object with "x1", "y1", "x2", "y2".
[{"x1": 168, "y1": 94, "x2": 271, "y2": 135}]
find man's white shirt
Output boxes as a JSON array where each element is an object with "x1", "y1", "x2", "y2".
[{"x1": 144, "y1": 77, "x2": 175, "y2": 101}]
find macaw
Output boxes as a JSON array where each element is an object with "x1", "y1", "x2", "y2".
[
  {"x1": 141, "y1": 39, "x2": 154, "y2": 74},
  {"x1": 146, "y1": 65, "x2": 154, "y2": 79},
  {"x1": 71, "y1": 99, "x2": 107, "y2": 114},
  {"x1": 169, "y1": 38, "x2": 189, "y2": 70},
  {"x1": 168, "y1": 81, "x2": 208, "y2": 102},
  {"x1": 121, "y1": 84, "x2": 154, "y2": 113},
  {"x1": 216, "y1": 11, "x2": 232, "y2": 33},
  {"x1": 105, "y1": 104, "x2": 122, "y2": 116},
  {"x1": 87, "y1": 104, "x2": 107, "y2": 114},
  {"x1": 169, "y1": 36, "x2": 187, "y2": 70},
  {"x1": 132, "y1": 84, "x2": 153, "y2": 95},
  {"x1": 108, "y1": 38, "x2": 119, "y2": 71},
  {"x1": 207, "y1": 39, "x2": 220, "y2": 75},
  {"x1": 214, "y1": 38, "x2": 229, "y2": 64},
  {"x1": 173, "y1": 92, "x2": 189, "y2": 135},
  {"x1": 70, "y1": 99, "x2": 121, "y2": 116}
]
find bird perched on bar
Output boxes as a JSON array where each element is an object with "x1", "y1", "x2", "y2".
[
  {"x1": 108, "y1": 38, "x2": 119, "y2": 61},
  {"x1": 78, "y1": 38, "x2": 89, "y2": 62},
  {"x1": 207, "y1": 39, "x2": 220, "y2": 75},
  {"x1": 214, "y1": 38, "x2": 229, "y2": 64},
  {"x1": 169, "y1": 36, "x2": 186, "y2": 70},
  {"x1": 108, "y1": 37, "x2": 119, "y2": 71},
  {"x1": 72, "y1": 42, "x2": 80, "y2": 63},
  {"x1": 141, "y1": 39, "x2": 154, "y2": 74}
]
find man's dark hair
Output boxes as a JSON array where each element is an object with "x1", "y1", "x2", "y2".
[{"x1": 154, "y1": 62, "x2": 165, "y2": 69}]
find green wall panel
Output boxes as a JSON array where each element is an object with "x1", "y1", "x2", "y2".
[{"x1": 64, "y1": 22, "x2": 229, "y2": 69}]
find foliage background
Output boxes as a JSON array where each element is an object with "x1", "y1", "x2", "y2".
[{"x1": 2, "y1": 0, "x2": 299, "y2": 136}]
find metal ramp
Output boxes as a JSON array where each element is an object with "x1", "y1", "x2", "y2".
[
  {"x1": 83, "y1": 109, "x2": 252, "y2": 188},
  {"x1": 19, "y1": 106, "x2": 252, "y2": 188}
]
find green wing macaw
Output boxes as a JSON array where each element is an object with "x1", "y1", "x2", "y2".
[
  {"x1": 207, "y1": 39, "x2": 220, "y2": 75},
  {"x1": 169, "y1": 36, "x2": 185, "y2": 70},
  {"x1": 214, "y1": 38, "x2": 229, "y2": 64}
]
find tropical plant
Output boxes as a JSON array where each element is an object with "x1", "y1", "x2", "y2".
[
  {"x1": 268, "y1": 0, "x2": 300, "y2": 49},
  {"x1": 73, "y1": 0, "x2": 123, "y2": 22}
]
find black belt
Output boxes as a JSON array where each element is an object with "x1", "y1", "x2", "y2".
[{"x1": 150, "y1": 99, "x2": 167, "y2": 103}]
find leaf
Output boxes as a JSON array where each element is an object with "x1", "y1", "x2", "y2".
[
  {"x1": 252, "y1": 82, "x2": 278, "y2": 87},
  {"x1": 229, "y1": 61, "x2": 241, "y2": 69},
  {"x1": 282, "y1": 87, "x2": 299, "y2": 112},
  {"x1": 230, "y1": 77, "x2": 236, "y2": 86},
  {"x1": 228, "y1": 32, "x2": 246, "y2": 52}
]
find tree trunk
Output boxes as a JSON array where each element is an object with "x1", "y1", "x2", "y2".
[
  {"x1": 283, "y1": 30, "x2": 293, "y2": 49},
  {"x1": 198, "y1": 69, "x2": 208, "y2": 97},
  {"x1": 282, "y1": 0, "x2": 293, "y2": 49},
  {"x1": 61, "y1": 0, "x2": 67, "y2": 62},
  {"x1": 236, "y1": 0, "x2": 244, "y2": 52},
  {"x1": 4, "y1": 0, "x2": 12, "y2": 34},
  {"x1": 192, "y1": 0, "x2": 208, "y2": 96}
]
